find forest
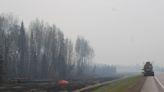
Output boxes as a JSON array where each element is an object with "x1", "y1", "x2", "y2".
[{"x1": 0, "y1": 14, "x2": 116, "y2": 81}]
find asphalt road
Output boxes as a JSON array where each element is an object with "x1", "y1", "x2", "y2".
[{"x1": 141, "y1": 73, "x2": 164, "y2": 92}]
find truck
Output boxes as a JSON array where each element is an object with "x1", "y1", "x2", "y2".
[{"x1": 143, "y1": 62, "x2": 154, "y2": 76}]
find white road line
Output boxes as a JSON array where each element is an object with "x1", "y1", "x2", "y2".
[{"x1": 154, "y1": 76, "x2": 164, "y2": 90}]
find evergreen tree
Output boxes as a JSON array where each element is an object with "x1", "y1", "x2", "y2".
[{"x1": 18, "y1": 21, "x2": 28, "y2": 78}]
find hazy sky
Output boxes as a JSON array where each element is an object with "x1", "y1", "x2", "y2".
[{"x1": 1, "y1": 0, "x2": 164, "y2": 65}]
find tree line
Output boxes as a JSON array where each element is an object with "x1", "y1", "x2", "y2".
[{"x1": 0, "y1": 14, "x2": 116, "y2": 81}]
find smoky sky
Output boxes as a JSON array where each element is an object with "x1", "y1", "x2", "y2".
[{"x1": 0, "y1": 0, "x2": 164, "y2": 66}]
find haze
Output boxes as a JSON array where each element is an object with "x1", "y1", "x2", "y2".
[{"x1": 1, "y1": 0, "x2": 164, "y2": 66}]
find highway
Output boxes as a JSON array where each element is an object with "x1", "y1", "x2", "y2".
[{"x1": 141, "y1": 73, "x2": 164, "y2": 92}]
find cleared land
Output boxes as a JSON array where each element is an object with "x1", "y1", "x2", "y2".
[{"x1": 91, "y1": 75, "x2": 145, "y2": 92}]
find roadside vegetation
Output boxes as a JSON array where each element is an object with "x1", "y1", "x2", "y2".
[
  {"x1": 91, "y1": 75, "x2": 144, "y2": 92},
  {"x1": 0, "y1": 14, "x2": 117, "y2": 82}
]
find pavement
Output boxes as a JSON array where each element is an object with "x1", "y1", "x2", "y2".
[{"x1": 141, "y1": 73, "x2": 164, "y2": 92}]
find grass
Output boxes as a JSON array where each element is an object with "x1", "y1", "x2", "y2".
[{"x1": 91, "y1": 76, "x2": 141, "y2": 92}]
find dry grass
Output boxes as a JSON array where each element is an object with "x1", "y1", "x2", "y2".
[{"x1": 91, "y1": 75, "x2": 145, "y2": 92}]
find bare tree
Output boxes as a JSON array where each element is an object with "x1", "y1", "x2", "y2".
[{"x1": 75, "y1": 37, "x2": 94, "y2": 76}]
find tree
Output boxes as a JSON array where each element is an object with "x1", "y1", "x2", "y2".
[
  {"x1": 57, "y1": 30, "x2": 67, "y2": 79},
  {"x1": 75, "y1": 37, "x2": 94, "y2": 76},
  {"x1": 18, "y1": 21, "x2": 28, "y2": 78},
  {"x1": 0, "y1": 55, "x2": 3, "y2": 81},
  {"x1": 40, "y1": 53, "x2": 48, "y2": 79},
  {"x1": 29, "y1": 30, "x2": 38, "y2": 79},
  {"x1": 0, "y1": 14, "x2": 101, "y2": 80},
  {"x1": 64, "y1": 39, "x2": 75, "y2": 78}
]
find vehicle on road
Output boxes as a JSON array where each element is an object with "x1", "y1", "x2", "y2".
[{"x1": 143, "y1": 62, "x2": 154, "y2": 76}]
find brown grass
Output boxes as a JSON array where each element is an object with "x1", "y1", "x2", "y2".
[{"x1": 123, "y1": 76, "x2": 146, "y2": 92}]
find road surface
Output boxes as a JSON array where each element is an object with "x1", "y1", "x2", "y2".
[{"x1": 141, "y1": 73, "x2": 164, "y2": 92}]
